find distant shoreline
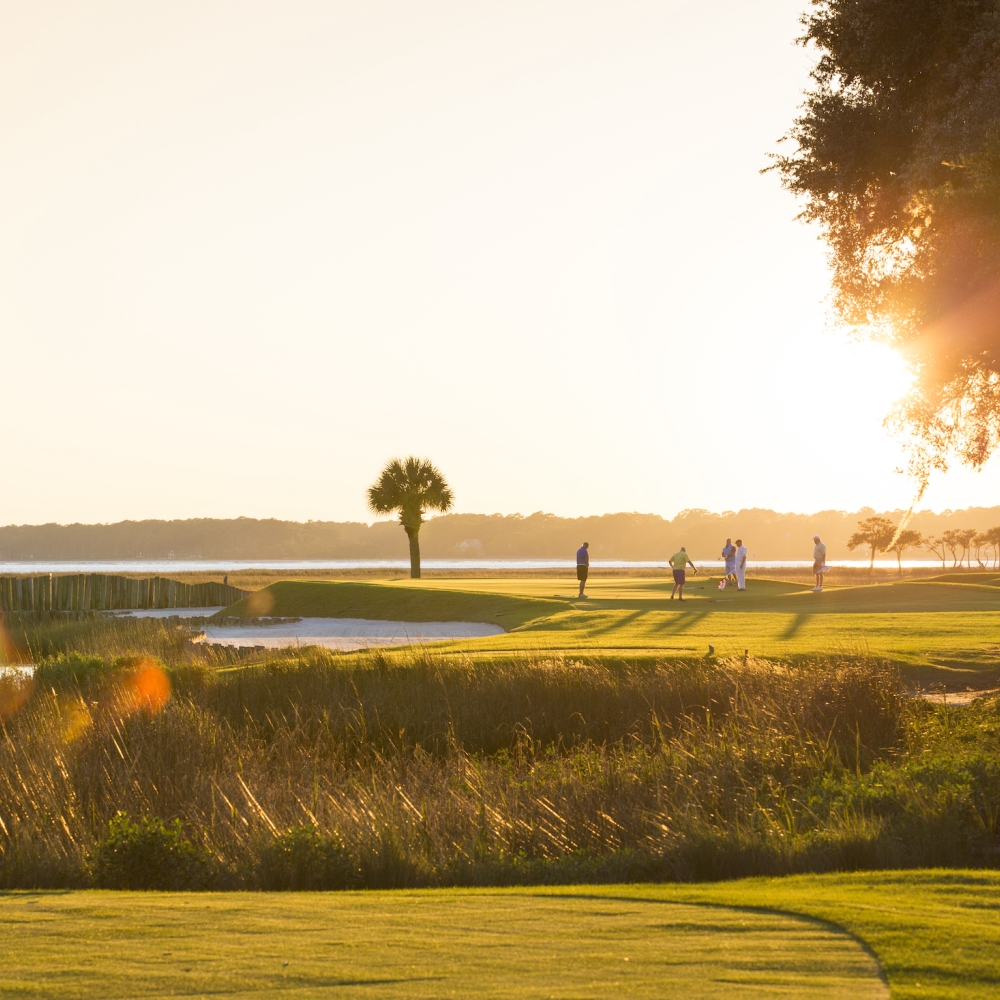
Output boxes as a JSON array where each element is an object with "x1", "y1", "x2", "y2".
[{"x1": 0, "y1": 558, "x2": 972, "y2": 574}]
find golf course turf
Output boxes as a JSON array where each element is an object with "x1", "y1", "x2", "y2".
[
  {"x1": 217, "y1": 574, "x2": 1000, "y2": 685},
  {"x1": 5, "y1": 871, "x2": 1000, "y2": 998},
  {"x1": 7, "y1": 573, "x2": 1000, "y2": 998}
]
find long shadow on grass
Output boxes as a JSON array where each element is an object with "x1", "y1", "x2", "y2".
[
  {"x1": 579, "y1": 610, "x2": 647, "y2": 638},
  {"x1": 780, "y1": 613, "x2": 812, "y2": 641},
  {"x1": 648, "y1": 610, "x2": 713, "y2": 634}
]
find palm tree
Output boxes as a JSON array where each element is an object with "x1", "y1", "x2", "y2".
[{"x1": 367, "y1": 457, "x2": 454, "y2": 579}]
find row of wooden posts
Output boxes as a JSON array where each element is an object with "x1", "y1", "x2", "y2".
[{"x1": 0, "y1": 574, "x2": 249, "y2": 613}]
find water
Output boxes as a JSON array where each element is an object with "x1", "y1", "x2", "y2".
[{"x1": 0, "y1": 558, "x2": 962, "y2": 574}]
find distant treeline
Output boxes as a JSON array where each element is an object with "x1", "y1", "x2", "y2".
[{"x1": 4, "y1": 508, "x2": 1000, "y2": 562}]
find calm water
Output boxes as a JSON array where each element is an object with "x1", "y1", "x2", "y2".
[{"x1": 0, "y1": 558, "x2": 959, "y2": 573}]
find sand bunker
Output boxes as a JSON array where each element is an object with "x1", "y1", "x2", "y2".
[
  {"x1": 112, "y1": 608, "x2": 225, "y2": 619},
  {"x1": 194, "y1": 617, "x2": 504, "y2": 652}
]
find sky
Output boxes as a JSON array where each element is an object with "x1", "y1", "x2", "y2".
[{"x1": 4, "y1": 0, "x2": 1000, "y2": 526}]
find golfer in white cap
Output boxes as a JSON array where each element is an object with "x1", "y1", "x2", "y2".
[{"x1": 812, "y1": 535, "x2": 827, "y2": 591}]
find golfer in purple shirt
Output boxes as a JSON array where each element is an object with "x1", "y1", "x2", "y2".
[{"x1": 576, "y1": 542, "x2": 590, "y2": 598}]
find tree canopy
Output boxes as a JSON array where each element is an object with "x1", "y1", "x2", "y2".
[
  {"x1": 775, "y1": 0, "x2": 1000, "y2": 486},
  {"x1": 847, "y1": 514, "x2": 897, "y2": 569}
]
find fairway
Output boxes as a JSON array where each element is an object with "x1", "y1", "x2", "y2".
[
  {"x1": 219, "y1": 575, "x2": 1000, "y2": 683},
  {"x1": 0, "y1": 888, "x2": 885, "y2": 999}
]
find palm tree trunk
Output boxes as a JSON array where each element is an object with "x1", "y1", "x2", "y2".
[{"x1": 406, "y1": 527, "x2": 421, "y2": 579}]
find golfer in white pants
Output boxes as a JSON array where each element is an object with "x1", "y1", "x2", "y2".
[{"x1": 735, "y1": 539, "x2": 747, "y2": 591}]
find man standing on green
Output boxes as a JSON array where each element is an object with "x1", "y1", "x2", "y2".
[
  {"x1": 576, "y1": 541, "x2": 590, "y2": 598},
  {"x1": 669, "y1": 546, "x2": 698, "y2": 601}
]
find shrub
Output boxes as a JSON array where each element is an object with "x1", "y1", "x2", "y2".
[
  {"x1": 258, "y1": 826, "x2": 360, "y2": 890},
  {"x1": 94, "y1": 813, "x2": 212, "y2": 890},
  {"x1": 33, "y1": 652, "x2": 108, "y2": 688}
]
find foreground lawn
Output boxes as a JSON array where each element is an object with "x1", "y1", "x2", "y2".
[
  {"x1": 0, "y1": 885, "x2": 886, "y2": 999},
  {"x1": 5, "y1": 872, "x2": 1000, "y2": 998},
  {"x1": 668, "y1": 870, "x2": 1000, "y2": 1000}
]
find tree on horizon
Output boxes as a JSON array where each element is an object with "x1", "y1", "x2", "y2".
[
  {"x1": 887, "y1": 529, "x2": 923, "y2": 575},
  {"x1": 924, "y1": 535, "x2": 947, "y2": 569},
  {"x1": 367, "y1": 457, "x2": 454, "y2": 579},
  {"x1": 847, "y1": 516, "x2": 897, "y2": 572}
]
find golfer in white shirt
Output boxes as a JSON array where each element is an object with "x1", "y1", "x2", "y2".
[
  {"x1": 812, "y1": 535, "x2": 827, "y2": 591},
  {"x1": 735, "y1": 539, "x2": 748, "y2": 591}
]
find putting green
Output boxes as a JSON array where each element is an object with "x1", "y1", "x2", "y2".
[
  {"x1": 217, "y1": 576, "x2": 1000, "y2": 682},
  {"x1": 0, "y1": 889, "x2": 884, "y2": 999}
]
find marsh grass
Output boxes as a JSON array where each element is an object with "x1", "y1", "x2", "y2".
[{"x1": 3, "y1": 623, "x2": 998, "y2": 890}]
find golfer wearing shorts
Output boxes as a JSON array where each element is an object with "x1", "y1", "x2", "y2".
[
  {"x1": 669, "y1": 546, "x2": 698, "y2": 601},
  {"x1": 576, "y1": 542, "x2": 590, "y2": 598},
  {"x1": 812, "y1": 535, "x2": 827, "y2": 591}
]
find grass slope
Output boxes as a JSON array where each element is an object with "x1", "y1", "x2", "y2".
[
  {"x1": 0, "y1": 888, "x2": 884, "y2": 999},
  {"x1": 219, "y1": 580, "x2": 562, "y2": 629}
]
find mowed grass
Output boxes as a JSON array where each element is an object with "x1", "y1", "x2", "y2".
[
  {"x1": 6, "y1": 871, "x2": 1000, "y2": 999},
  {"x1": 0, "y1": 886, "x2": 886, "y2": 1000},
  {"x1": 219, "y1": 576, "x2": 1000, "y2": 684},
  {"x1": 221, "y1": 579, "x2": 562, "y2": 630}
]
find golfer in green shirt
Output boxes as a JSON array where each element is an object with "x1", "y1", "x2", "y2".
[{"x1": 669, "y1": 547, "x2": 698, "y2": 601}]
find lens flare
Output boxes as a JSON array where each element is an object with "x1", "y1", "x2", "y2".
[
  {"x1": 0, "y1": 674, "x2": 34, "y2": 722},
  {"x1": 120, "y1": 659, "x2": 172, "y2": 716},
  {"x1": 0, "y1": 612, "x2": 31, "y2": 666},
  {"x1": 58, "y1": 697, "x2": 93, "y2": 742}
]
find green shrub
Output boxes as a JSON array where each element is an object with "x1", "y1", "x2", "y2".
[
  {"x1": 258, "y1": 826, "x2": 360, "y2": 890},
  {"x1": 94, "y1": 813, "x2": 212, "y2": 890},
  {"x1": 33, "y1": 652, "x2": 108, "y2": 688}
]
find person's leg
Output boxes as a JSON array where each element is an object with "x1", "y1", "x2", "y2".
[{"x1": 579, "y1": 568, "x2": 587, "y2": 597}]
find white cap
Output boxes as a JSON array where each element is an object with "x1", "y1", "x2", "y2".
[{"x1": 812, "y1": 535, "x2": 821, "y2": 541}]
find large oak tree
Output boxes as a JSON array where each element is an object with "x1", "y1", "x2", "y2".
[{"x1": 776, "y1": 0, "x2": 1000, "y2": 487}]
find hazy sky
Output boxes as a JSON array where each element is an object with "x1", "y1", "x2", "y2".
[{"x1": 4, "y1": 1, "x2": 999, "y2": 526}]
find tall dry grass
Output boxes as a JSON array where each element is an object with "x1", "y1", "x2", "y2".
[{"x1": 9, "y1": 637, "x2": 981, "y2": 889}]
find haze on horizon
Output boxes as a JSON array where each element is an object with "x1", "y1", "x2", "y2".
[{"x1": 5, "y1": 0, "x2": 1000, "y2": 528}]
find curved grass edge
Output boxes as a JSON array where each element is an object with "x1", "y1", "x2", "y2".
[{"x1": 618, "y1": 869, "x2": 1000, "y2": 1000}]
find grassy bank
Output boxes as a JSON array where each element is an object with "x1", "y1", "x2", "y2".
[
  {"x1": 219, "y1": 579, "x2": 562, "y2": 627},
  {"x1": 3, "y1": 641, "x2": 1000, "y2": 890}
]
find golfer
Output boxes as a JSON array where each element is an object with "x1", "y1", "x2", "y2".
[
  {"x1": 669, "y1": 546, "x2": 698, "y2": 601},
  {"x1": 812, "y1": 535, "x2": 828, "y2": 591},
  {"x1": 720, "y1": 538, "x2": 737, "y2": 588},
  {"x1": 735, "y1": 538, "x2": 747, "y2": 591},
  {"x1": 576, "y1": 541, "x2": 590, "y2": 598}
]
